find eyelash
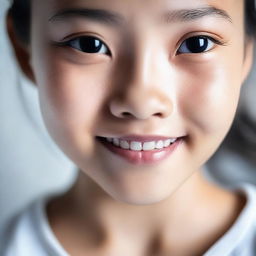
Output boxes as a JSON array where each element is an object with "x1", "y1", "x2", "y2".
[
  {"x1": 54, "y1": 35, "x2": 225, "y2": 56},
  {"x1": 177, "y1": 35, "x2": 225, "y2": 54},
  {"x1": 54, "y1": 36, "x2": 111, "y2": 56}
]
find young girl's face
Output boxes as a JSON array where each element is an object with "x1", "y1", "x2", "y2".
[{"x1": 29, "y1": 0, "x2": 252, "y2": 204}]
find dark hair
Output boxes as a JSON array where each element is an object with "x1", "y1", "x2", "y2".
[
  {"x1": 8, "y1": 0, "x2": 256, "y2": 44},
  {"x1": 246, "y1": 0, "x2": 256, "y2": 36},
  {"x1": 8, "y1": 0, "x2": 256, "y2": 163},
  {"x1": 9, "y1": 0, "x2": 30, "y2": 45}
]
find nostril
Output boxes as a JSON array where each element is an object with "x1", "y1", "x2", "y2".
[
  {"x1": 154, "y1": 112, "x2": 169, "y2": 118},
  {"x1": 109, "y1": 97, "x2": 173, "y2": 119},
  {"x1": 120, "y1": 111, "x2": 166, "y2": 119},
  {"x1": 154, "y1": 112, "x2": 163, "y2": 117},
  {"x1": 122, "y1": 112, "x2": 132, "y2": 117}
]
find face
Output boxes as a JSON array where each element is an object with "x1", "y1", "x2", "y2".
[{"x1": 28, "y1": 0, "x2": 252, "y2": 204}]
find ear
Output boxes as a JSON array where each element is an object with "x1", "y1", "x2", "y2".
[
  {"x1": 242, "y1": 37, "x2": 254, "y2": 84},
  {"x1": 6, "y1": 11, "x2": 36, "y2": 84}
]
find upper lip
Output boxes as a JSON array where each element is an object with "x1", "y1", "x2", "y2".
[{"x1": 98, "y1": 135, "x2": 184, "y2": 142}]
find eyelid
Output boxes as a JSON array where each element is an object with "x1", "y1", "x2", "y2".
[
  {"x1": 177, "y1": 31, "x2": 227, "y2": 46},
  {"x1": 176, "y1": 33, "x2": 228, "y2": 54},
  {"x1": 51, "y1": 34, "x2": 111, "y2": 56},
  {"x1": 56, "y1": 31, "x2": 108, "y2": 43}
]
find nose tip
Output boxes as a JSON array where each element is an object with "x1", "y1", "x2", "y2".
[{"x1": 109, "y1": 89, "x2": 173, "y2": 120}]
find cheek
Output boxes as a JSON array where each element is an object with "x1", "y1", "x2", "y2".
[
  {"x1": 179, "y1": 55, "x2": 243, "y2": 136},
  {"x1": 41, "y1": 64, "x2": 104, "y2": 127},
  {"x1": 31, "y1": 47, "x2": 110, "y2": 158},
  {"x1": 175, "y1": 52, "x2": 244, "y2": 167}
]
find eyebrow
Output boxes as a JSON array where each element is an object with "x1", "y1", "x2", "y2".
[
  {"x1": 164, "y1": 6, "x2": 232, "y2": 23},
  {"x1": 48, "y1": 8, "x2": 124, "y2": 25},
  {"x1": 48, "y1": 6, "x2": 232, "y2": 25}
]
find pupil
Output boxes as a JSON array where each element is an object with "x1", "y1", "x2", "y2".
[
  {"x1": 186, "y1": 37, "x2": 208, "y2": 53},
  {"x1": 79, "y1": 37, "x2": 102, "y2": 53}
]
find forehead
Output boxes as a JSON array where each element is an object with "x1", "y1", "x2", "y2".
[
  {"x1": 31, "y1": 0, "x2": 244, "y2": 39},
  {"x1": 32, "y1": 0, "x2": 243, "y2": 20}
]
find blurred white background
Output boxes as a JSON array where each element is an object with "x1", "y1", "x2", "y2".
[
  {"x1": 0, "y1": 0, "x2": 77, "y2": 247},
  {"x1": 0, "y1": 0, "x2": 256, "y2": 251}
]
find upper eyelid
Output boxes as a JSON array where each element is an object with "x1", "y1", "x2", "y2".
[
  {"x1": 182, "y1": 35, "x2": 224, "y2": 46},
  {"x1": 176, "y1": 34, "x2": 227, "y2": 51},
  {"x1": 177, "y1": 33, "x2": 227, "y2": 47},
  {"x1": 52, "y1": 35, "x2": 111, "y2": 55},
  {"x1": 55, "y1": 35, "x2": 108, "y2": 46},
  {"x1": 52, "y1": 33, "x2": 227, "y2": 56},
  {"x1": 175, "y1": 35, "x2": 228, "y2": 56}
]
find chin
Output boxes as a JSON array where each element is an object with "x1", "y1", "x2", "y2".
[{"x1": 107, "y1": 186, "x2": 173, "y2": 206}]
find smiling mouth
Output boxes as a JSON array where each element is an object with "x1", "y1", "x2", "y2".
[
  {"x1": 96, "y1": 136, "x2": 184, "y2": 165},
  {"x1": 97, "y1": 136, "x2": 178, "y2": 151}
]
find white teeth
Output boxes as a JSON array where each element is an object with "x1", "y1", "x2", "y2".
[
  {"x1": 164, "y1": 139, "x2": 171, "y2": 147},
  {"x1": 155, "y1": 140, "x2": 164, "y2": 149},
  {"x1": 143, "y1": 141, "x2": 156, "y2": 151},
  {"x1": 105, "y1": 137, "x2": 178, "y2": 151},
  {"x1": 120, "y1": 140, "x2": 129, "y2": 149},
  {"x1": 130, "y1": 141, "x2": 142, "y2": 151},
  {"x1": 170, "y1": 138, "x2": 177, "y2": 143},
  {"x1": 113, "y1": 138, "x2": 120, "y2": 146}
]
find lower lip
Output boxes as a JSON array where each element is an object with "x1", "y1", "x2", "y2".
[{"x1": 97, "y1": 137, "x2": 183, "y2": 165}]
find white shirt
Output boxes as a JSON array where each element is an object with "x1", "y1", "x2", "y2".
[{"x1": 2, "y1": 183, "x2": 256, "y2": 256}]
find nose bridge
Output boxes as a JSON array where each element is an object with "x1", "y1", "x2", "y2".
[
  {"x1": 130, "y1": 34, "x2": 163, "y2": 90},
  {"x1": 132, "y1": 40, "x2": 155, "y2": 88},
  {"x1": 109, "y1": 34, "x2": 173, "y2": 120}
]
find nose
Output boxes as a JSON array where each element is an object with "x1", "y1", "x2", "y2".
[{"x1": 109, "y1": 48, "x2": 173, "y2": 120}]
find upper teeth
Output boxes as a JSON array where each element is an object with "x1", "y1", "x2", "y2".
[{"x1": 106, "y1": 137, "x2": 177, "y2": 151}]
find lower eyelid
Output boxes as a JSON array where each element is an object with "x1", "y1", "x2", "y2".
[{"x1": 50, "y1": 41, "x2": 111, "y2": 65}]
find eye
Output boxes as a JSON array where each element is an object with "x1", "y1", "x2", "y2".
[
  {"x1": 66, "y1": 36, "x2": 110, "y2": 55},
  {"x1": 177, "y1": 36, "x2": 216, "y2": 54}
]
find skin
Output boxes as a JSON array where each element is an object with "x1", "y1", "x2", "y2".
[{"x1": 7, "y1": 0, "x2": 254, "y2": 255}]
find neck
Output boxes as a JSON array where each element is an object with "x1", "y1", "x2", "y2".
[{"x1": 47, "y1": 169, "x2": 245, "y2": 255}]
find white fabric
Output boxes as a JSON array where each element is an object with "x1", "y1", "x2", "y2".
[{"x1": 2, "y1": 183, "x2": 256, "y2": 256}]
